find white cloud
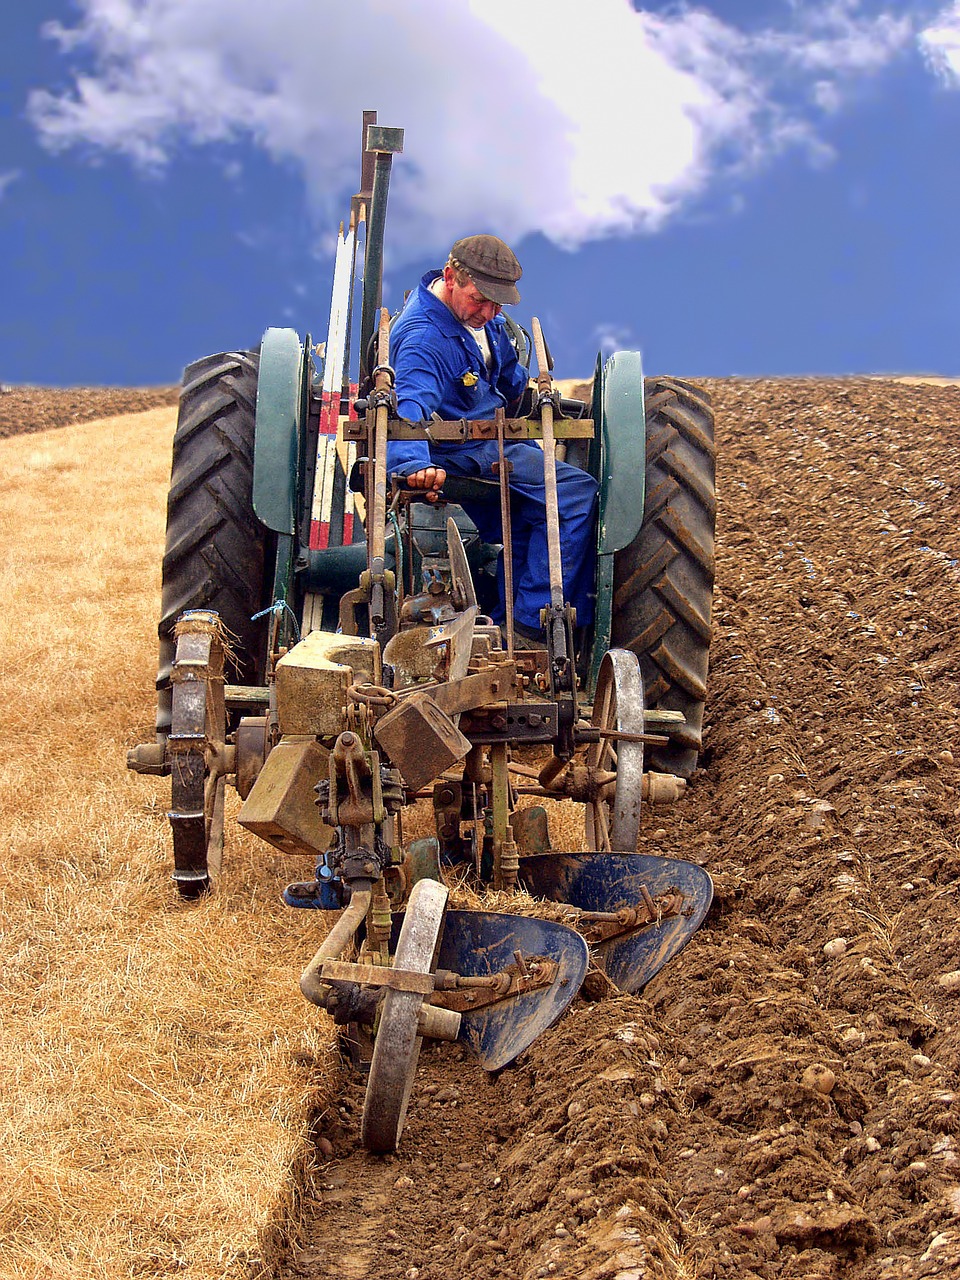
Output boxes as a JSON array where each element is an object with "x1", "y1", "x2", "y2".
[
  {"x1": 920, "y1": 3, "x2": 960, "y2": 82},
  {"x1": 25, "y1": 1, "x2": 936, "y2": 257},
  {"x1": 592, "y1": 323, "x2": 637, "y2": 358},
  {"x1": 764, "y1": 2, "x2": 915, "y2": 75},
  {"x1": 0, "y1": 170, "x2": 22, "y2": 201}
]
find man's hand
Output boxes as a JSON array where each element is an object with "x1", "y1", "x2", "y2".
[{"x1": 405, "y1": 466, "x2": 446, "y2": 502}]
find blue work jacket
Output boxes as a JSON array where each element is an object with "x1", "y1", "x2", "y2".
[{"x1": 387, "y1": 270, "x2": 530, "y2": 477}]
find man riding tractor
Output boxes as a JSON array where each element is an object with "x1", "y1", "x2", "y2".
[{"x1": 385, "y1": 234, "x2": 599, "y2": 645}]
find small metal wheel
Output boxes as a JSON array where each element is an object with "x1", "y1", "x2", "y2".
[
  {"x1": 584, "y1": 649, "x2": 645, "y2": 853},
  {"x1": 168, "y1": 610, "x2": 230, "y2": 898},
  {"x1": 361, "y1": 878, "x2": 448, "y2": 1154}
]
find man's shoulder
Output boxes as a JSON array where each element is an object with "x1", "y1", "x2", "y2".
[{"x1": 393, "y1": 281, "x2": 462, "y2": 349}]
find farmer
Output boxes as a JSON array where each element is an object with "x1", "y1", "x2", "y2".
[{"x1": 386, "y1": 234, "x2": 598, "y2": 638}]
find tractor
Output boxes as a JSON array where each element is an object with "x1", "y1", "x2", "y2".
[{"x1": 127, "y1": 116, "x2": 717, "y2": 1153}]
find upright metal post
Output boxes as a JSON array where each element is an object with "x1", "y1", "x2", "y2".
[
  {"x1": 495, "y1": 407, "x2": 515, "y2": 657},
  {"x1": 359, "y1": 124, "x2": 404, "y2": 385},
  {"x1": 531, "y1": 317, "x2": 578, "y2": 750},
  {"x1": 531, "y1": 318, "x2": 566, "y2": 613},
  {"x1": 341, "y1": 109, "x2": 378, "y2": 406}
]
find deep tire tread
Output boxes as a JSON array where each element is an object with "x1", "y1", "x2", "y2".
[
  {"x1": 612, "y1": 376, "x2": 716, "y2": 778},
  {"x1": 156, "y1": 350, "x2": 270, "y2": 737}
]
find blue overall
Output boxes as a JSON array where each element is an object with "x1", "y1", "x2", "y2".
[{"x1": 387, "y1": 271, "x2": 598, "y2": 631}]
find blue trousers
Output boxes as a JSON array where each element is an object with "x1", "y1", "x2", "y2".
[{"x1": 431, "y1": 440, "x2": 599, "y2": 631}]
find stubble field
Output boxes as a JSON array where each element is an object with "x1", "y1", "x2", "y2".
[{"x1": 2, "y1": 376, "x2": 959, "y2": 1280}]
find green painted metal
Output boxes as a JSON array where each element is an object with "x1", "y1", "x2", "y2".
[
  {"x1": 582, "y1": 350, "x2": 645, "y2": 697},
  {"x1": 297, "y1": 331, "x2": 317, "y2": 548},
  {"x1": 595, "y1": 350, "x2": 646, "y2": 555},
  {"x1": 253, "y1": 327, "x2": 305, "y2": 536},
  {"x1": 587, "y1": 553, "x2": 615, "y2": 698},
  {"x1": 270, "y1": 533, "x2": 298, "y2": 649}
]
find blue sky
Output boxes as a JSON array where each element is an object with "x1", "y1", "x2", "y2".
[{"x1": 2, "y1": 0, "x2": 960, "y2": 386}]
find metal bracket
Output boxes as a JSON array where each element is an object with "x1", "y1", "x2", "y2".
[
  {"x1": 565, "y1": 887, "x2": 689, "y2": 946},
  {"x1": 430, "y1": 955, "x2": 560, "y2": 1013},
  {"x1": 320, "y1": 958, "x2": 435, "y2": 995},
  {"x1": 460, "y1": 700, "x2": 559, "y2": 744}
]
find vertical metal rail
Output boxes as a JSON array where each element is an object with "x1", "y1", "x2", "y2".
[
  {"x1": 366, "y1": 308, "x2": 395, "y2": 640},
  {"x1": 531, "y1": 318, "x2": 565, "y2": 613},
  {"x1": 531, "y1": 317, "x2": 578, "y2": 753},
  {"x1": 491, "y1": 742, "x2": 518, "y2": 892},
  {"x1": 495, "y1": 406, "x2": 515, "y2": 657},
  {"x1": 342, "y1": 109, "x2": 377, "y2": 405},
  {"x1": 359, "y1": 125, "x2": 404, "y2": 387}
]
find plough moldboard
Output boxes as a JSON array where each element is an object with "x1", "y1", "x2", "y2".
[{"x1": 127, "y1": 114, "x2": 717, "y2": 1153}]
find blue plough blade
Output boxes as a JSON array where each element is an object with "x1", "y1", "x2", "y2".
[
  {"x1": 518, "y1": 853, "x2": 714, "y2": 995},
  {"x1": 437, "y1": 911, "x2": 588, "y2": 1072}
]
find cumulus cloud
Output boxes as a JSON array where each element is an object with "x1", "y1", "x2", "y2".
[
  {"x1": 25, "y1": 0, "x2": 935, "y2": 257},
  {"x1": 920, "y1": 2, "x2": 960, "y2": 81}
]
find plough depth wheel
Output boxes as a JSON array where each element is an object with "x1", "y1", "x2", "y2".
[
  {"x1": 584, "y1": 649, "x2": 645, "y2": 853},
  {"x1": 361, "y1": 878, "x2": 448, "y2": 1154}
]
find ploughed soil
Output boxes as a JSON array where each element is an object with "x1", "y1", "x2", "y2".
[
  {"x1": 280, "y1": 377, "x2": 960, "y2": 1280},
  {"x1": 0, "y1": 383, "x2": 178, "y2": 437},
  {"x1": 16, "y1": 379, "x2": 960, "y2": 1279}
]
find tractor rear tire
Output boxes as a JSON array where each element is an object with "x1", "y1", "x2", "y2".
[
  {"x1": 156, "y1": 350, "x2": 271, "y2": 740},
  {"x1": 611, "y1": 377, "x2": 715, "y2": 779}
]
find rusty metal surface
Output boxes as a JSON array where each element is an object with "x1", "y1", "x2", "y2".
[
  {"x1": 235, "y1": 715, "x2": 269, "y2": 800},
  {"x1": 319, "y1": 958, "x2": 436, "y2": 995},
  {"x1": 374, "y1": 693, "x2": 471, "y2": 791},
  {"x1": 237, "y1": 736, "x2": 333, "y2": 856},
  {"x1": 495, "y1": 406, "x2": 516, "y2": 656},
  {"x1": 431, "y1": 956, "x2": 559, "y2": 1014},
  {"x1": 446, "y1": 516, "x2": 478, "y2": 610},
  {"x1": 490, "y1": 743, "x2": 518, "y2": 891},
  {"x1": 459, "y1": 700, "x2": 558, "y2": 744},
  {"x1": 426, "y1": 665, "x2": 517, "y2": 717},
  {"x1": 167, "y1": 614, "x2": 228, "y2": 893},
  {"x1": 341, "y1": 416, "x2": 594, "y2": 442}
]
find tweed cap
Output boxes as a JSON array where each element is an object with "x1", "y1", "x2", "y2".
[{"x1": 451, "y1": 234, "x2": 522, "y2": 305}]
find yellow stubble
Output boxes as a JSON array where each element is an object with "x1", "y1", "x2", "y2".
[{"x1": 0, "y1": 410, "x2": 330, "y2": 1280}]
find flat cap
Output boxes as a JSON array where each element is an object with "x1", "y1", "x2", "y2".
[{"x1": 451, "y1": 234, "x2": 522, "y2": 306}]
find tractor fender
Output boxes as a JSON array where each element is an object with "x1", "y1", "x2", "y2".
[
  {"x1": 584, "y1": 349, "x2": 647, "y2": 696},
  {"x1": 253, "y1": 327, "x2": 305, "y2": 535},
  {"x1": 592, "y1": 349, "x2": 647, "y2": 554}
]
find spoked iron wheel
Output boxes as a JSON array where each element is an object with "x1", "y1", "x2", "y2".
[
  {"x1": 361, "y1": 879, "x2": 448, "y2": 1154},
  {"x1": 168, "y1": 610, "x2": 231, "y2": 898},
  {"x1": 584, "y1": 649, "x2": 646, "y2": 853}
]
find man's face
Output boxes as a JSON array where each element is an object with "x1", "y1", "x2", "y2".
[{"x1": 442, "y1": 265, "x2": 502, "y2": 328}]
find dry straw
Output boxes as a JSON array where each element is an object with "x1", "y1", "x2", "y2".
[
  {"x1": 0, "y1": 408, "x2": 592, "y2": 1278},
  {"x1": 0, "y1": 410, "x2": 333, "y2": 1280}
]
